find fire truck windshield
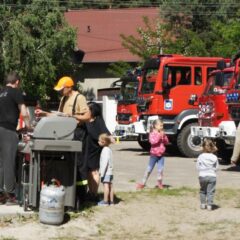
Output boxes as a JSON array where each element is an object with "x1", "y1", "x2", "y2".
[
  {"x1": 140, "y1": 68, "x2": 158, "y2": 94},
  {"x1": 120, "y1": 79, "x2": 138, "y2": 103},
  {"x1": 204, "y1": 71, "x2": 233, "y2": 95}
]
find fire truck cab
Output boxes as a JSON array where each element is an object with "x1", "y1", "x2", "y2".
[
  {"x1": 191, "y1": 60, "x2": 235, "y2": 150},
  {"x1": 114, "y1": 70, "x2": 140, "y2": 138},
  {"x1": 225, "y1": 57, "x2": 240, "y2": 135},
  {"x1": 134, "y1": 55, "x2": 226, "y2": 157}
]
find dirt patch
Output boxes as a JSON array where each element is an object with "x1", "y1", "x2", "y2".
[{"x1": 1, "y1": 188, "x2": 240, "y2": 240}]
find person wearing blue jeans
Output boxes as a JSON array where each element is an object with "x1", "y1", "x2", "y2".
[
  {"x1": 137, "y1": 119, "x2": 169, "y2": 189},
  {"x1": 141, "y1": 156, "x2": 165, "y2": 189}
]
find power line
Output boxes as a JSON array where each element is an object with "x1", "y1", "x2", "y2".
[
  {"x1": 77, "y1": 33, "x2": 121, "y2": 43},
  {"x1": 29, "y1": 0, "x2": 240, "y2": 4},
  {"x1": 85, "y1": 47, "x2": 127, "y2": 54},
  {"x1": 1, "y1": 1, "x2": 240, "y2": 7},
  {"x1": 0, "y1": 5, "x2": 239, "y2": 16}
]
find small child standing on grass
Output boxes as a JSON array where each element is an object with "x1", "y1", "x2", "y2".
[
  {"x1": 196, "y1": 138, "x2": 218, "y2": 211},
  {"x1": 98, "y1": 133, "x2": 114, "y2": 206},
  {"x1": 137, "y1": 118, "x2": 169, "y2": 189}
]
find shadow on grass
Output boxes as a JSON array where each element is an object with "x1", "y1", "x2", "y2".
[{"x1": 212, "y1": 204, "x2": 220, "y2": 211}]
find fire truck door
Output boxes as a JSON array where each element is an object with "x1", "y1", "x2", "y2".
[{"x1": 162, "y1": 66, "x2": 204, "y2": 114}]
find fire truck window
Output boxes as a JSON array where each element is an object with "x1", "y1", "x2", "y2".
[
  {"x1": 194, "y1": 67, "x2": 202, "y2": 85},
  {"x1": 140, "y1": 68, "x2": 158, "y2": 94},
  {"x1": 207, "y1": 67, "x2": 216, "y2": 76},
  {"x1": 224, "y1": 72, "x2": 233, "y2": 87},
  {"x1": 164, "y1": 66, "x2": 191, "y2": 87},
  {"x1": 175, "y1": 67, "x2": 191, "y2": 85},
  {"x1": 206, "y1": 72, "x2": 233, "y2": 95},
  {"x1": 167, "y1": 72, "x2": 172, "y2": 86}
]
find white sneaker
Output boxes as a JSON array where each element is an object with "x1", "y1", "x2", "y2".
[
  {"x1": 200, "y1": 204, "x2": 206, "y2": 209},
  {"x1": 207, "y1": 205, "x2": 212, "y2": 211}
]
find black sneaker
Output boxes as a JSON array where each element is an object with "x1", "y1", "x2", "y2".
[
  {"x1": 6, "y1": 193, "x2": 18, "y2": 206},
  {"x1": 0, "y1": 192, "x2": 6, "y2": 205}
]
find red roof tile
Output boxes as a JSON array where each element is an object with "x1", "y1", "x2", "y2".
[{"x1": 64, "y1": 8, "x2": 159, "y2": 63}]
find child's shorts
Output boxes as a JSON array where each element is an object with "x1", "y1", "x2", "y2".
[{"x1": 101, "y1": 175, "x2": 113, "y2": 183}]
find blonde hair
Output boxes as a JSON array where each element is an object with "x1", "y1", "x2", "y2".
[
  {"x1": 202, "y1": 138, "x2": 218, "y2": 153},
  {"x1": 150, "y1": 118, "x2": 163, "y2": 132},
  {"x1": 99, "y1": 133, "x2": 111, "y2": 146}
]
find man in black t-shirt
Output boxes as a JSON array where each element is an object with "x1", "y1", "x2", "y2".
[{"x1": 0, "y1": 72, "x2": 31, "y2": 205}]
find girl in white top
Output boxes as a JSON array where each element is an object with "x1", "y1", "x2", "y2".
[
  {"x1": 196, "y1": 138, "x2": 218, "y2": 211},
  {"x1": 98, "y1": 133, "x2": 114, "y2": 206}
]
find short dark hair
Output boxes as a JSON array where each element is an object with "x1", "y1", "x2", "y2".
[{"x1": 5, "y1": 71, "x2": 21, "y2": 85}]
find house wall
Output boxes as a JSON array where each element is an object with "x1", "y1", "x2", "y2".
[{"x1": 76, "y1": 62, "x2": 133, "y2": 100}]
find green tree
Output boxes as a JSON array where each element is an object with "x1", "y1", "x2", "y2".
[
  {"x1": 121, "y1": 1, "x2": 240, "y2": 60},
  {"x1": 121, "y1": 16, "x2": 169, "y2": 60},
  {"x1": 210, "y1": 13, "x2": 240, "y2": 57},
  {"x1": 2, "y1": 0, "x2": 80, "y2": 101},
  {"x1": 106, "y1": 61, "x2": 133, "y2": 77}
]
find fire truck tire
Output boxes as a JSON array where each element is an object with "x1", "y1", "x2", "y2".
[
  {"x1": 177, "y1": 122, "x2": 202, "y2": 158},
  {"x1": 137, "y1": 135, "x2": 151, "y2": 151}
]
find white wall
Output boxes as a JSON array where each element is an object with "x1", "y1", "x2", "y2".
[
  {"x1": 81, "y1": 78, "x2": 119, "y2": 100},
  {"x1": 102, "y1": 96, "x2": 118, "y2": 134}
]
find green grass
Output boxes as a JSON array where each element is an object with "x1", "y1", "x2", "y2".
[
  {"x1": 116, "y1": 187, "x2": 198, "y2": 202},
  {"x1": 0, "y1": 238, "x2": 17, "y2": 240},
  {"x1": 128, "y1": 179, "x2": 136, "y2": 183},
  {"x1": 197, "y1": 220, "x2": 238, "y2": 235},
  {"x1": 215, "y1": 188, "x2": 240, "y2": 201}
]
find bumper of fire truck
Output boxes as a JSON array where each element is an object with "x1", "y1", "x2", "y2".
[
  {"x1": 114, "y1": 123, "x2": 139, "y2": 138},
  {"x1": 133, "y1": 120, "x2": 147, "y2": 134},
  {"x1": 134, "y1": 116, "x2": 177, "y2": 135},
  {"x1": 191, "y1": 121, "x2": 236, "y2": 145}
]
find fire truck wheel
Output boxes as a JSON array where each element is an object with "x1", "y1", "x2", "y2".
[
  {"x1": 137, "y1": 135, "x2": 151, "y2": 151},
  {"x1": 177, "y1": 123, "x2": 202, "y2": 158}
]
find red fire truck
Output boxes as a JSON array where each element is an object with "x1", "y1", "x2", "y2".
[
  {"x1": 224, "y1": 54, "x2": 240, "y2": 137},
  {"x1": 190, "y1": 60, "x2": 235, "y2": 159},
  {"x1": 114, "y1": 69, "x2": 141, "y2": 138},
  {"x1": 134, "y1": 55, "x2": 227, "y2": 157},
  {"x1": 190, "y1": 53, "x2": 240, "y2": 160}
]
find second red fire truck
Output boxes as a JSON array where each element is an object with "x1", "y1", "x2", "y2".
[{"x1": 191, "y1": 53, "x2": 240, "y2": 161}]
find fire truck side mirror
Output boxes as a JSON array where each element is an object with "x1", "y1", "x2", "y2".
[
  {"x1": 188, "y1": 94, "x2": 198, "y2": 105},
  {"x1": 215, "y1": 72, "x2": 224, "y2": 87},
  {"x1": 217, "y1": 60, "x2": 226, "y2": 70}
]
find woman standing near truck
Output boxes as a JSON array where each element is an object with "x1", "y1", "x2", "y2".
[{"x1": 84, "y1": 102, "x2": 113, "y2": 201}]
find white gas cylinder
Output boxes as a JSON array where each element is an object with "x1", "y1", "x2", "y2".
[{"x1": 39, "y1": 180, "x2": 65, "y2": 225}]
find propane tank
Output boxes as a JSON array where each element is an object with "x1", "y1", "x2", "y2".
[{"x1": 39, "y1": 179, "x2": 65, "y2": 225}]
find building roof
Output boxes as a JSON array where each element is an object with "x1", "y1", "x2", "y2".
[{"x1": 64, "y1": 8, "x2": 159, "y2": 63}]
